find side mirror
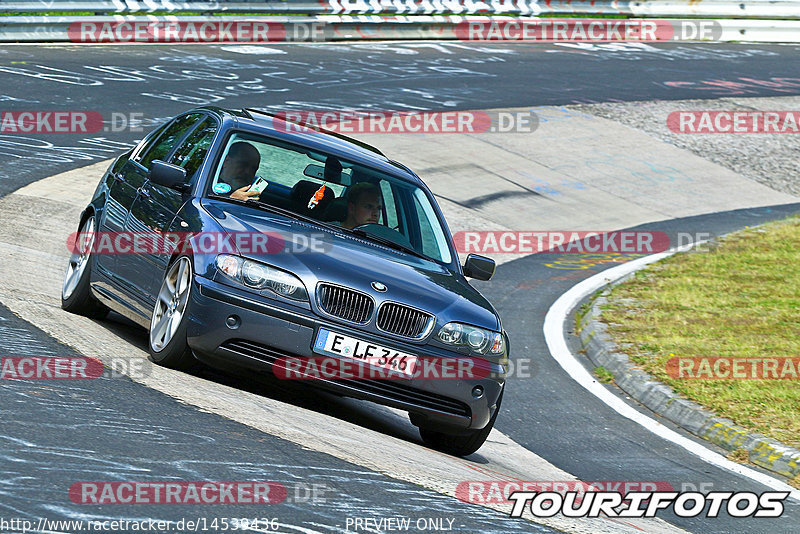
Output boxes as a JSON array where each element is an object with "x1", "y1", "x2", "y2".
[
  {"x1": 149, "y1": 160, "x2": 187, "y2": 191},
  {"x1": 463, "y1": 253, "x2": 495, "y2": 281}
]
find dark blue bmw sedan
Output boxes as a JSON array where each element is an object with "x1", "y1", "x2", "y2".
[{"x1": 61, "y1": 107, "x2": 507, "y2": 456}]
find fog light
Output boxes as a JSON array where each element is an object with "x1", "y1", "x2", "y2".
[
  {"x1": 472, "y1": 385, "x2": 484, "y2": 399},
  {"x1": 226, "y1": 315, "x2": 240, "y2": 329}
]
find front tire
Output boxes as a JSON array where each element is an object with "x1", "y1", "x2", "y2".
[
  {"x1": 61, "y1": 215, "x2": 109, "y2": 319},
  {"x1": 148, "y1": 256, "x2": 195, "y2": 370},
  {"x1": 419, "y1": 390, "x2": 503, "y2": 457}
]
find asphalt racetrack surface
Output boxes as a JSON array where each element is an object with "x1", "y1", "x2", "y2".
[
  {"x1": 2, "y1": 41, "x2": 800, "y2": 195},
  {"x1": 1, "y1": 42, "x2": 800, "y2": 534}
]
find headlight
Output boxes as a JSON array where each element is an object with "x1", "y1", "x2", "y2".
[
  {"x1": 215, "y1": 254, "x2": 308, "y2": 301},
  {"x1": 437, "y1": 322, "x2": 504, "y2": 355}
]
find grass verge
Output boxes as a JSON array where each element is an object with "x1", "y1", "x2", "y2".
[
  {"x1": 594, "y1": 366, "x2": 615, "y2": 384},
  {"x1": 601, "y1": 216, "x2": 800, "y2": 450}
]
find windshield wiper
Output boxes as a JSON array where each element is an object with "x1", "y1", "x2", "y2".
[
  {"x1": 347, "y1": 228, "x2": 429, "y2": 261},
  {"x1": 208, "y1": 194, "x2": 340, "y2": 231}
]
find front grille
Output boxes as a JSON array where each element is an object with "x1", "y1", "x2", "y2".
[
  {"x1": 218, "y1": 339, "x2": 471, "y2": 418},
  {"x1": 317, "y1": 283, "x2": 374, "y2": 324},
  {"x1": 377, "y1": 303, "x2": 434, "y2": 339}
]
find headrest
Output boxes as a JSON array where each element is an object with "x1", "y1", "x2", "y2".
[
  {"x1": 289, "y1": 180, "x2": 335, "y2": 217},
  {"x1": 321, "y1": 197, "x2": 348, "y2": 222}
]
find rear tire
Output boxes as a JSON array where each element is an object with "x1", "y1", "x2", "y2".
[
  {"x1": 148, "y1": 256, "x2": 195, "y2": 370},
  {"x1": 61, "y1": 215, "x2": 109, "y2": 319},
  {"x1": 419, "y1": 390, "x2": 503, "y2": 457}
]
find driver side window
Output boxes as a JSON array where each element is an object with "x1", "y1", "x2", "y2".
[
  {"x1": 137, "y1": 113, "x2": 204, "y2": 169},
  {"x1": 168, "y1": 118, "x2": 218, "y2": 185}
]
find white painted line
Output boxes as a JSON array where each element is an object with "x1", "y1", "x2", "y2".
[
  {"x1": 543, "y1": 243, "x2": 800, "y2": 502},
  {"x1": 219, "y1": 45, "x2": 288, "y2": 55}
]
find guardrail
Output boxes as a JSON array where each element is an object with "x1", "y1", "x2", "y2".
[
  {"x1": 0, "y1": 0, "x2": 799, "y2": 42},
  {"x1": 1, "y1": 0, "x2": 800, "y2": 19},
  {"x1": 1, "y1": 15, "x2": 799, "y2": 42}
]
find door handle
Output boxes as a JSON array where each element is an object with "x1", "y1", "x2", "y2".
[
  {"x1": 137, "y1": 186, "x2": 150, "y2": 198},
  {"x1": 113, "y1": 172, "x2": 126, "y2": 183}
]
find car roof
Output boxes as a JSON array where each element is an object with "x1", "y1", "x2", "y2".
[{"x1": 198, "y1": 106, "x2": 424, "y2": 185}]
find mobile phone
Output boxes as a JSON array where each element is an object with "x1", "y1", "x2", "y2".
[{"x1": 249, "y1": 177, "x2": 268, "y2": 193}]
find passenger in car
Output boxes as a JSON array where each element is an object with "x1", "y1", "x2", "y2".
[
  {"x1": 218, "y1": 142, "x2": 262, "y2": 201},
  {"x1": 340, "y1": 182, "x2": 383, "y2": 229}
]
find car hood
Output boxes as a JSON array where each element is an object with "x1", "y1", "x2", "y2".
[{"x1": 202, "y1": 199, "x2": 500, "y2": 331}]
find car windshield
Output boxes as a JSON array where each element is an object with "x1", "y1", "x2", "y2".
[{"x1": 206, "y1": 132, "x2": 453, "y2": 264}]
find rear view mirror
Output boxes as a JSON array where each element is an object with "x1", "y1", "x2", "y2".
[
  {"x1": 149, "y1": 160, "x2": 187, "y2": 191},
  {"x1": 303, "y1": 164, "x2": 347, "y2": 185},
  {"x1": 463, "y1": 254, "x2": 495, "y2": 281}
]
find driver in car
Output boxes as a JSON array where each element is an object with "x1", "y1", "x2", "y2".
[
  {"x1": 217, "y1": 141, "x2": 262, "y2": 201},
  {"x1": 341, "y1": 182, "x2": 383, "y2": 229}
]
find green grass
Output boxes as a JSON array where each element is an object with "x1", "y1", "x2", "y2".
[
  {"x1": 728, "y1": 448, "x2": 750, "y2": 463},
  {"x1": 601, "y1": 216, "x2": 800, "y2": 450},
  {"x1": 594, "y1": 366, "x2": 615, "y2": 384},
  {"x1": 575, "y1": 290, "x2": 601, "y2": 328}
]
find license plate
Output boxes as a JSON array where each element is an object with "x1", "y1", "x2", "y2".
[{"x1": 313, "y1": 328, "x2": 418, "y2": 377}]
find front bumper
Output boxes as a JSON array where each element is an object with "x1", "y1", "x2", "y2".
[{"x1": 187, "y1": 275, "x2": 505, "y2": 430}]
